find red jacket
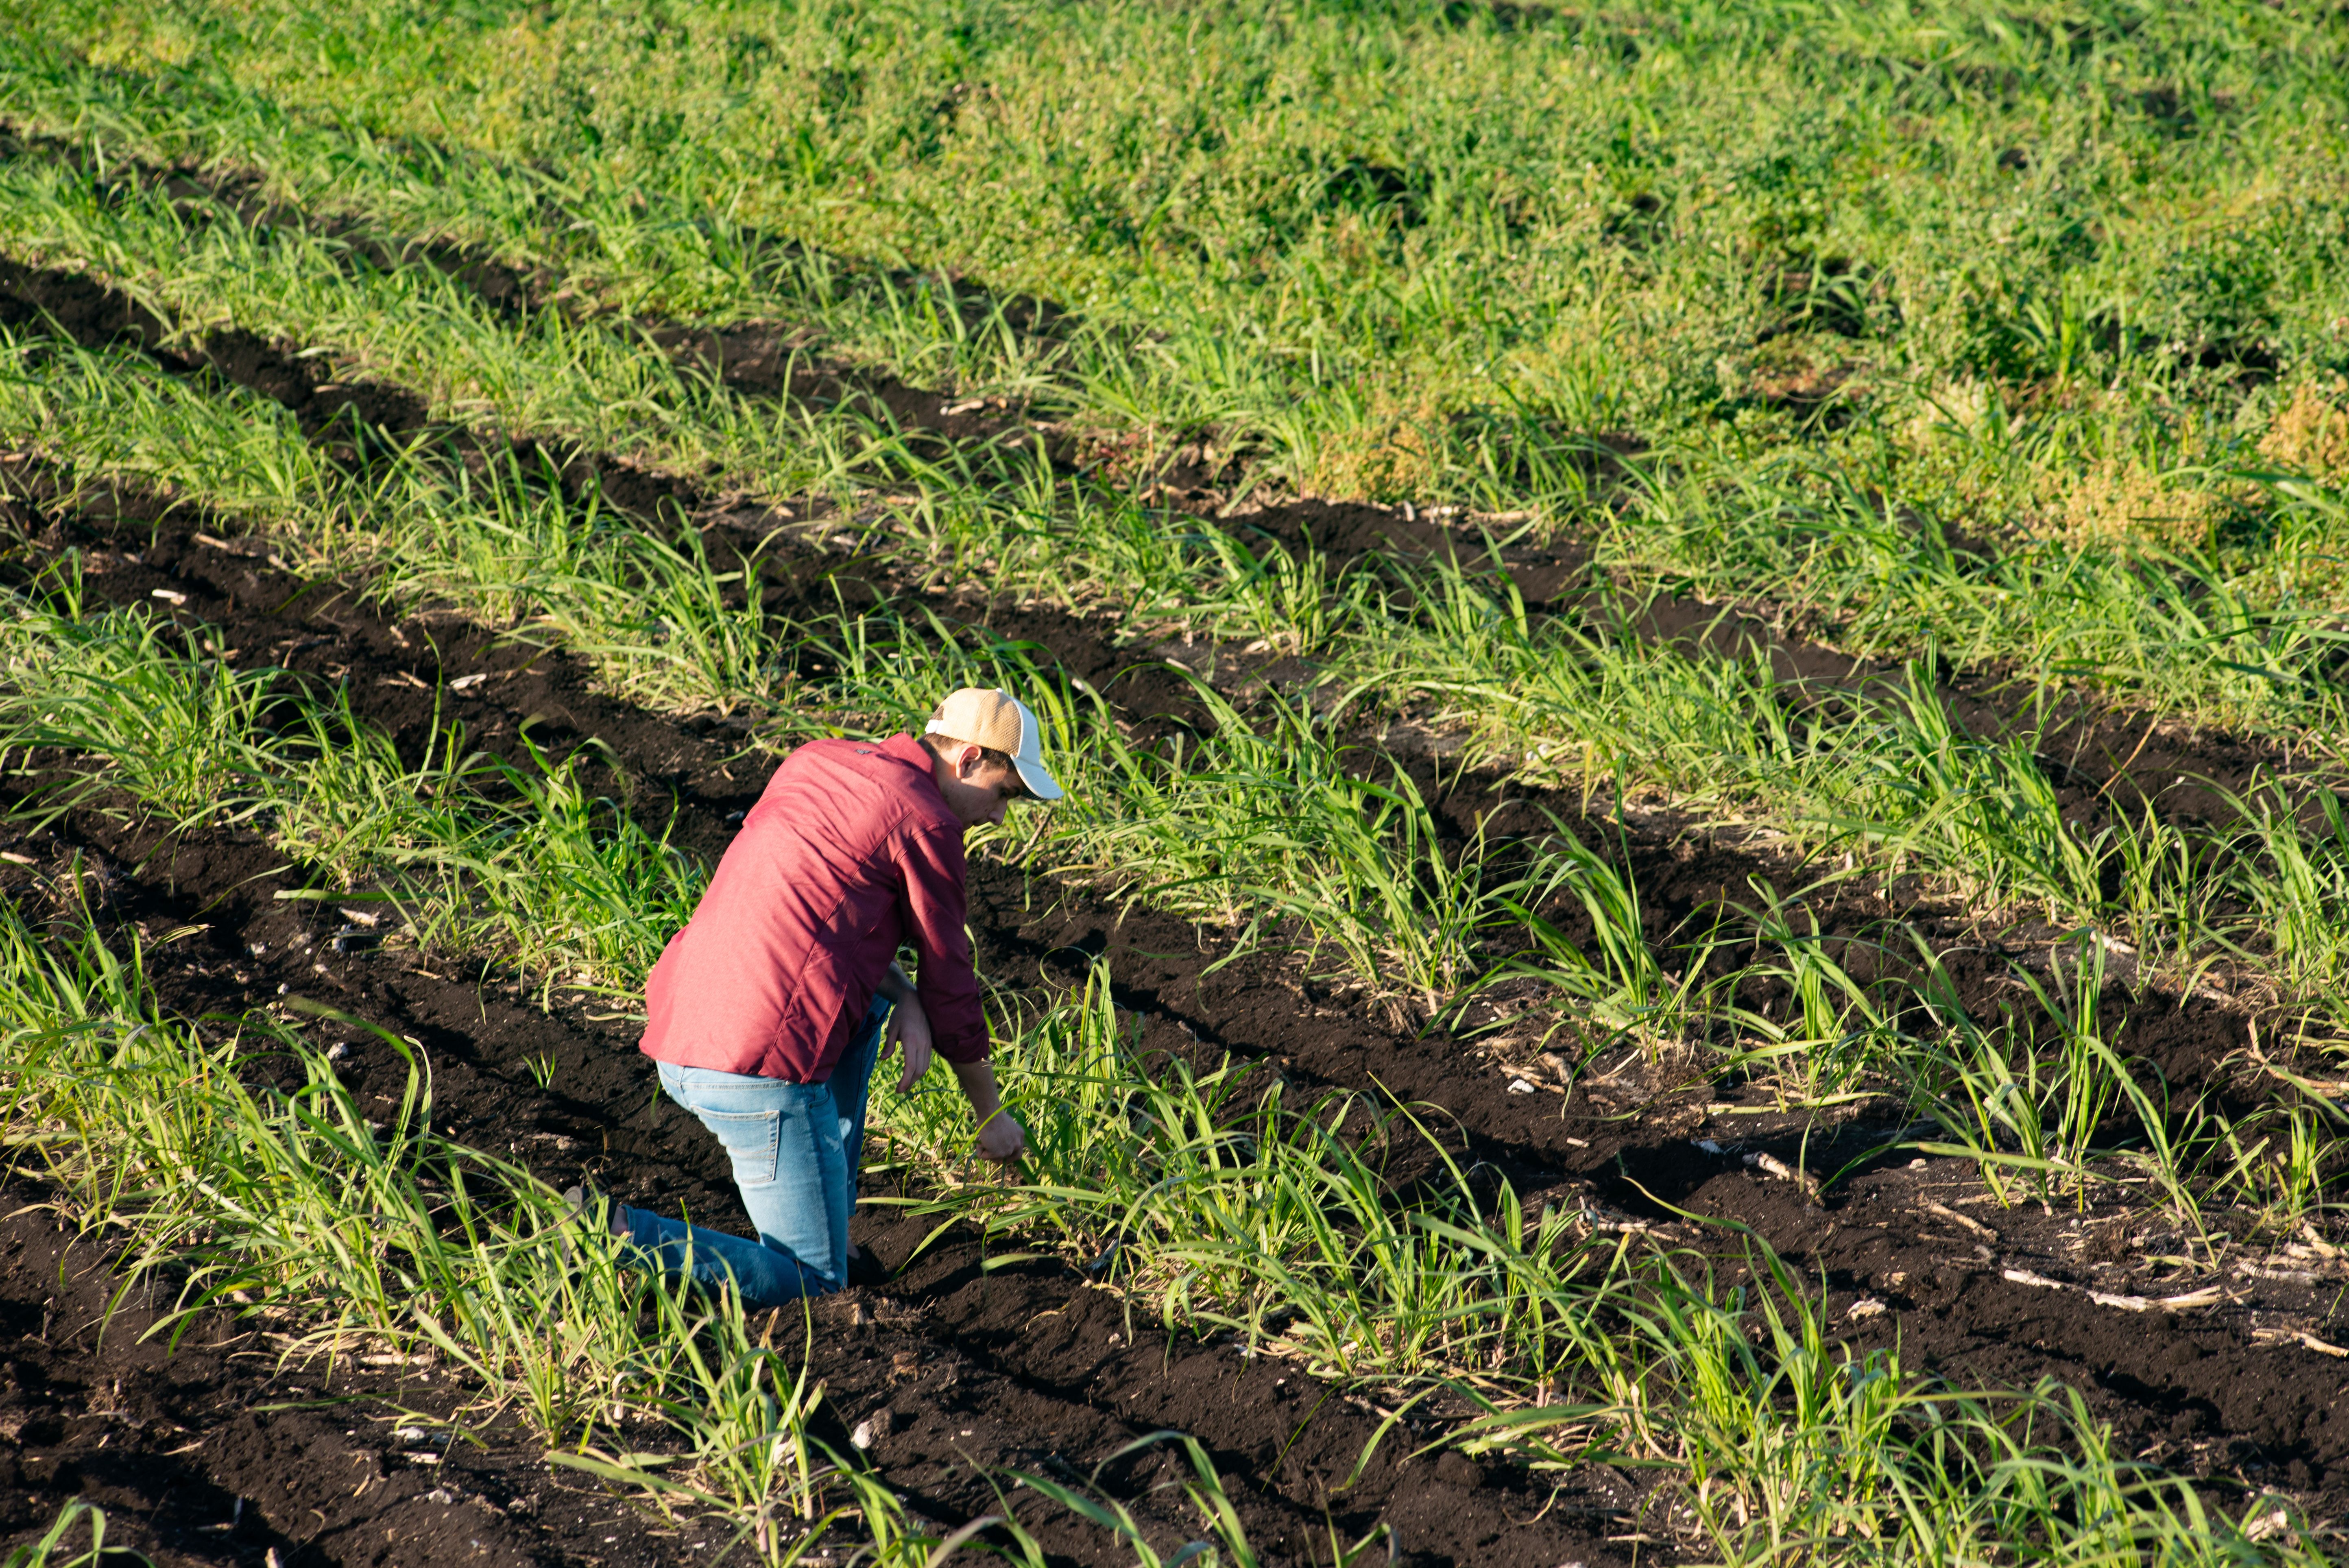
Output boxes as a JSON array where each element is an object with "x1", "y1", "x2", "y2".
[{"x1": 639, "y1": 733, "x2": 989, "y2": 1082}]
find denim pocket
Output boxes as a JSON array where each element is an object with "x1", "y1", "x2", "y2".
[{"x1": 698, "y1": 1107, "x2": 782, "y2": 1188}]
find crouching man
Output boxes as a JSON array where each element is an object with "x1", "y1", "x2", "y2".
[{"x1": 592, "y1": 688, "x2": 1059, "y2": 1305}]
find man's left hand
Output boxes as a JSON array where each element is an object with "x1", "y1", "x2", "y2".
[{"x1": 887, "y1": 995, "x2": 936, "y2": 1093}]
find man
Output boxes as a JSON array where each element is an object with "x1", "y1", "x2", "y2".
[{"x1": 582, "y1": 687, "x2": 1061, "y2": 1305}]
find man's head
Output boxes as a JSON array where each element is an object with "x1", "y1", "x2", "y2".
[{"x1": 919, "y1": 688, "x2": 1064, "y2": 829}]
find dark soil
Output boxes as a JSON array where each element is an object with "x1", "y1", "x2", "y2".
[
  {"x1": 0, "y1": 1204, "x2": 669, "y2": 1568},
  {"x1": 3, "y1": 479, "x2": 2345, "y2": 1566}
]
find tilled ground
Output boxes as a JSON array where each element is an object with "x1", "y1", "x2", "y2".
[
  {"x1": 2, "y1": 478, "x2": 2345, "y2": 1564},
  {"x1": 0, "y1": 1204, "x2": 671, "y2": 1568}
]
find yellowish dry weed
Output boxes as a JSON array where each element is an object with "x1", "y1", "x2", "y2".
[
  {"x1": 2259, "y1": 377, "x2": 2349, "y2": 479},
  {"x1": 2060, "y1": 458, "x2": 2222, "y2": 552}
]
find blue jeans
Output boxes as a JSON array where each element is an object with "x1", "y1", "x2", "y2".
[{"x1": 615, "y1": 994, "x2": 889, "y2": 1306}]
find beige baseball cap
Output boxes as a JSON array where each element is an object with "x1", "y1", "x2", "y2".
[{"x1": 924, "y1": 687, "x2": 1064, "y2": 801}]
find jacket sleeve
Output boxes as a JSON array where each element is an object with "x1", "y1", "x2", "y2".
[{"x1": 897, "y1": 818, "x2": 990, "y2": 1063}]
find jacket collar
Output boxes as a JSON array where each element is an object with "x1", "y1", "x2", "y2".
[{"x1": 879, "y1": 731, "x2": 957, "y2": 828}]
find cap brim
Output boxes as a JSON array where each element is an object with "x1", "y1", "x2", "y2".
[{"x1": 1013, "y1": 753, "x2": 1064, "y2": 801}]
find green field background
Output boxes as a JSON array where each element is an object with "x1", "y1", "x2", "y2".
[{"x1": 8, "y1": 0, "x2": 2347, "y2": 526}]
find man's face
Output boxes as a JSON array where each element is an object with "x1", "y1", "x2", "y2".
[{"x1": 931, "y1": 743, "x2": 1026, "y2": 828}]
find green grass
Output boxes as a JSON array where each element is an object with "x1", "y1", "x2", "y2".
[
  {"x1": 3, "y1": 322, "x2": 2342, "y2": 1034},
  {"x1": 10, "y1": 0, "x2": 2349, "y2": 460},
  {"x1": 1, "y1": 1500, "x2": 144, "y2": 1568},
  {"x1": 0, "y1": 590, "x2": 705, "y2": 1001}
]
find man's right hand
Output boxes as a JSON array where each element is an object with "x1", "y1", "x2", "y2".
[
  {"x1": 973, "y1": 1108, "x2": 1027, "y2": 1164},
  {"x1": 949, "y1": 1057, "x2": 1027, "y2": 1165}
]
